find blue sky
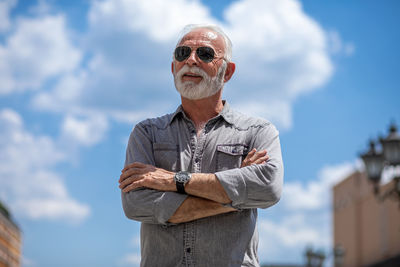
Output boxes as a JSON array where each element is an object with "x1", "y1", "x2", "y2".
[{"x1": 0, "y1": 0, "x2": 399, "y2": 266}]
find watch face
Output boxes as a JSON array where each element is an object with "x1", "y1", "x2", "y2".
[{"x1": 175, "y1": 171, "x2": 190, "y2": 183}]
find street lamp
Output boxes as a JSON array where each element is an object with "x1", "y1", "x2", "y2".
[
  {"x1": 360, "y1": 123, "x2": 400, "y2": 203},
  {"x1": 305, "y1": 247, "x2": 325, "y2": 267},
  {"x1": 333, "y1": 245, "x2": 345, "y2": 267},
  {"x1": 380, "y1": 124, "x2": 400, "y2": 165}
]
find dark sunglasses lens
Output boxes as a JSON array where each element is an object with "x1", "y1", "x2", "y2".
[
  {"x1": 175, "y1": 46, "x2": 191, "y2": 62},
  {"x1": 197, "y1": 47, "x2": 214, "y2": 63}
]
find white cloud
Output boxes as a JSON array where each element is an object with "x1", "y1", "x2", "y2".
[
  {"x1": 258, "y1": 210, "x2": 332, "y2": 264},
  {"x1": 26, "y1": 0, "x2": 351, "y2": 130},
  {"x1": 119, "y1": 253, "x2": 141, "y2": 266},
  {"x1": 1, "y1": 0, "x2": 353, "y2": 130},
  {"x1": 0, "y1": 0, "x2": 16, "y2": 32},
  {"x1": 238, "y1": 100, "x2": 293, "y2": 130},
  {"x1": 0, "y1": 109, "x2": 90, "y2": 223},
  {"x1": 89, "y1": 0, "x2": 216, "y2": 42},
  {"x1": 283, "y1": 161, "x2": 357, "y2": 210},
  {"x1": 14, "y1": 197, "x2": 89, "y2": 224},
  {"x1": 61, "y1": 114, "x2": 109, "y2": 147},
  {"x1": 328, "y1": 30, "x2": 355, "y2": 56},
  {"x1": 257, "y1": 160, "x2": 357, "y2": 264},
  {"x1": 34, "y1": 0, "x2": 211, "y2": 120},
  {"x1": 119, "y1": 234, "x2": 141, "y2": 266},
  {"x1": 222, "y1": 0, "x2": 333, "y2": 128},
  {"x1": 29, "y1": 0, "x2": 52, "y2": 15},
  {"x1": 259, "y1": 215, "x2": 320, "y2": 247},
  {"x1": 381, "y1": 165, "x2": 400, "y2": 184},
  {"x1": 0, "y1": 14, "x2": 82, "y2": 94}
]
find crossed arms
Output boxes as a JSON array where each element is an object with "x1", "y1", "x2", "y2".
[
  {"x1": 119, "y1": 149, "x2": 268, "y2": 223},
  {"x1": 120, "y1": 123, "x2": 283, "y2": 225}
]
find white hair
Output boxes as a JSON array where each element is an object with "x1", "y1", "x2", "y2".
[{"x1": 175, "y1": 24, "x2": 233, "y2": 62}]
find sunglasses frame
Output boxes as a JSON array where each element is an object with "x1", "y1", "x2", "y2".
[{"x1": 174, "y1": 46, "x2": 225, "y2": 63}]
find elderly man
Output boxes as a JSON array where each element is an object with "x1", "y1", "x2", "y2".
[{"x1": 119, "y1": 24, "x2": 283, "y2": 267}]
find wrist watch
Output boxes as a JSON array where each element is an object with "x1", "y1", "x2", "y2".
[{"x1": 174, "y1": 171, "x2": 192, "y2": 194}]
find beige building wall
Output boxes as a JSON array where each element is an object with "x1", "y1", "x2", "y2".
[
  {"x1": 0, "y1": 206, "x2": 21, "y2": 267},
  {"x1": 333, "y1": 171, "x2": 400, "y2": 267}
]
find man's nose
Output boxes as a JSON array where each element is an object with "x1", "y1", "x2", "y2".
[{"x1": 185, "y1": 50, "x2": 198, "y2": 66}]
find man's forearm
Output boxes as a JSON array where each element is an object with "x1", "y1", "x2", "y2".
[
  {"x1": 185, "y1": 173, "x2": 231, "y2": 204},
  {"x1": 168, "y1": 195, "x2": 236, "y2": 224}
]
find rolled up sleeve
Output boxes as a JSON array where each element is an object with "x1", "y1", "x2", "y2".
[
  {"x1": 122, "y1": 189, "x2": 187, "y2": 225},
  {"x1": 121, "y1": 123, "x2": 187, "y2": 225},
  {"x1": 215, "y1": 124, "x2": 284, "y2": 209}
]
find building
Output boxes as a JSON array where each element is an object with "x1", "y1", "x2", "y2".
[
  {"x1": 333, "y1": 171, "x2": 400, "y2": 267},
  {"x1": 0, "y1": 201, "x2": 21, "y2": 267}
]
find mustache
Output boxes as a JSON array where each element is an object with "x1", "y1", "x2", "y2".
[{"x1": 175, "y1": 65, "x2": 209, "y2": 80}]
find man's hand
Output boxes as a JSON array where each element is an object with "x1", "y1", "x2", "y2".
[
  {"x1": 119, "y1": 162, "x2": 175, "y2": 193},
  {"x1": 241, "y1": 148, "x2": 269, "y2": 168}
]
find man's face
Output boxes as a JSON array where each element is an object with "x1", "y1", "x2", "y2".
[{"x1": 172, "y1": 28, "x2": 227, "y2": 100}]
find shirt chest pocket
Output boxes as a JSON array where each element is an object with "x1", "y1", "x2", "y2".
[
  {"x1": 153, "y1": 143, "x2": 179, "y2": 172},
  {"x1": 216, "y1": 144, "x2": 248, "y2": 171}
]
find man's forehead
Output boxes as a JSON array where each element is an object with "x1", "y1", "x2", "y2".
[{"x1": 179, "y1": 28, "x2": 223, "y2": 46}]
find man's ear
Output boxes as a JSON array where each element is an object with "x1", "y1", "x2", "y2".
[
  {"x1": 224, "y1": 62, "x2": 236, "y2": 83},
  {"x1": 171, "y1": 62, "x2": 174, "y2": 74}
]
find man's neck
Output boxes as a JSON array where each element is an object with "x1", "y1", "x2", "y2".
[{"x1": 181, "y1": 91, "x2": 224, "y2": 132}]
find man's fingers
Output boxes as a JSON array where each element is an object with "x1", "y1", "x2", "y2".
[
  {"x1": 249, "y1": 149, "x2": 267, "y2": 161},
  {"x1": 122, "y1": 181, "x2": 141, "y2": 193},
  {"x1": 241, "y1": 149, "x2": 268, "y2": 167},
  {"x1": 122, "y1": 162, "x2": 142, "y2": 172},
  {"x1": 246, "y1": 148, "x2": 256, "y2": 158},
  {"x1": 253, "y1": 155, "x2": 269, "y2": 164},
  {"x1": 119, "y1": 165, "x2": 149, "y2": 182},
  {"x1": 121, "y1": 162, "x2": 147, "y2": 172},
  {"x1": 119, "y1": 175, "x2": 139, "y2": 188},
  {"x1": 253, "y1": 149, "x2": 267, "y2": 157},
  {"x1": 240, "y1": 149, "x2": 256, "y2": 167},
  {"x1": 119, "y1": 170, "x2": 135, "y2": 183}
]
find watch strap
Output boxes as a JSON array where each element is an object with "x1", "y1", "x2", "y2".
[{"x1": 176, "y1": 181, "x2": 186, "y2": 194}]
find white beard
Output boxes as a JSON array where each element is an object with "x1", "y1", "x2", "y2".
[{"x1": 173, "y1": 62, "x2": 227, "y2": 100}]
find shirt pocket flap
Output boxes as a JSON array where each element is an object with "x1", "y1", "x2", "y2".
[
  {"x1": 216, "y1": 144, "x2": 247, "y2": 156},
  {"x1": 152, "y1": 143, "x2": 179, "y2": 171}
]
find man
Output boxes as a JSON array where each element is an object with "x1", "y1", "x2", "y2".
[{"x1": 119, "y1": 24, "x2": 284, "y2": 267}]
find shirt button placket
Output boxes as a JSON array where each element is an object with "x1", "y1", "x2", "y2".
[
  {"x1": 183, "y1": 124, "x2": 196, "y2": 266},
  {"x1": 193, "y1": 128, "x2": 208, "y2": 173},
  {"x1": 183, "y1": 222, "x2": 196, "y2": 267},
  {"x1": 184, "y1": 222, "x2": 196, "y2": 267}
]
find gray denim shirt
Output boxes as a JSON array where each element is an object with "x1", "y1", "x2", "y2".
[{"x1": 122, "y1": 102, "x2": 284, "y2": 267}]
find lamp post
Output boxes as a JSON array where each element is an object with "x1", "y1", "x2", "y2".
[
  {"x1": 333, "y1": 245, "x2": 345, "y2": 267},
  {"x1": 360, "y1": 123, "x2": 400, "y2": 204},
  {"x1": 305, "y1": 247, "x2": 325, "y2": 267}
]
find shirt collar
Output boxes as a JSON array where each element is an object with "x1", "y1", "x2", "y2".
[
  {"x1": 168, "y1": 105, "x2": 185, "y2": 125},
  {"x1": 218, "y1": 101, "x2": 234, "y2": 125},
  {"x1": 168, "y1": 100, "x2": 235, "y2": 125}
]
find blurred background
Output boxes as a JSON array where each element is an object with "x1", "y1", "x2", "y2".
[{"x1": 0, "y1": 0, "x2": 399, "y2": 266}]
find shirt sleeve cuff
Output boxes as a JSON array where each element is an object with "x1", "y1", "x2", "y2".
[
  {"x1": 153, "y1": 192, "x2": 188, "y2": 225},
  {"x1": 215, "y1": 168, "x2": 246, "y2": 208}
]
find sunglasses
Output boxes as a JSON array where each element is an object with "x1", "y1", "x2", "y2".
[{"x1": 174, "y1": 46, "x2": 221, "y2": 63}]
